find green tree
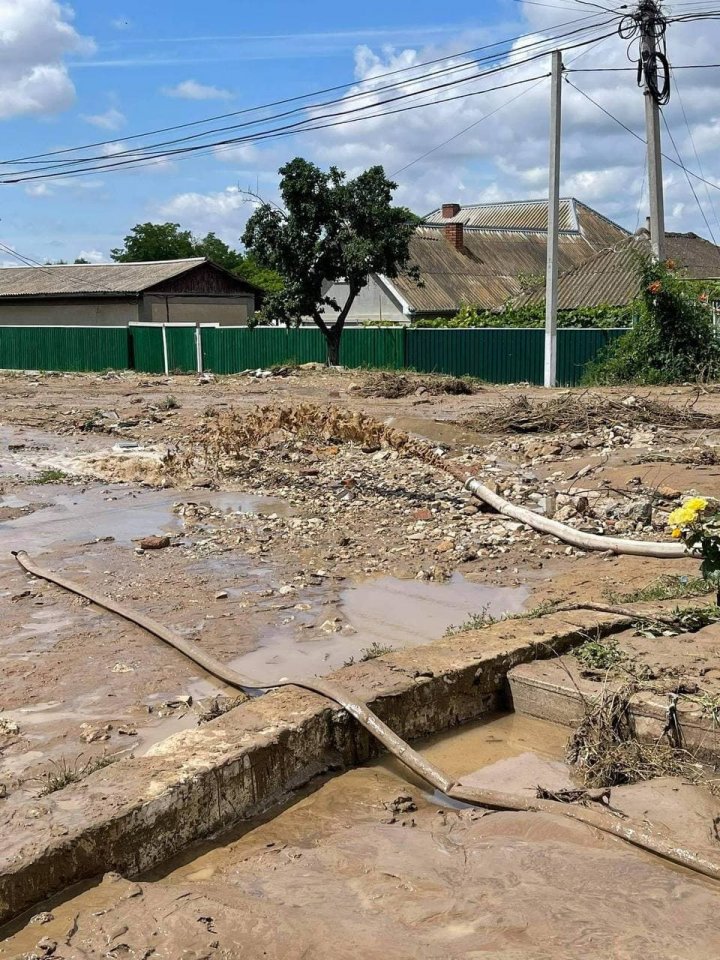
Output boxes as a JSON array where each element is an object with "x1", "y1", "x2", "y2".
[
  {"x1": 194, "y1": 231, "x2": 243, "y2": 272},
  {"x1": 111, "y1": 222, "x2": 197, "y2": 262},
  {"x1": 242, "y1": 157, "x2": 418, "y2": 365},
  {"x1": 110, "y1": 221, "x2": 282, "y2": 294}
]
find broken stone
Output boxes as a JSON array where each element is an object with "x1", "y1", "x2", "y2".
[
  {"x1": 214, "y1": 590, "x2": 229, "y2": 600},
  {"x1": 111, "y1": 662, "x2": 134, "y2": 673},
  {"x1": 29, "y1": 913, "x2": 54, "y2": 925},
  {"x1": 139, "y1": 535, "x2": 171, "y2": 550},
  {"x1": 79, "y1": 722, "x2": 112, "y2": 743}
]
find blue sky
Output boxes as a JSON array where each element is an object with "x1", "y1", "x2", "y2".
[{"x1": 1, "y1": 1, "x2": 719, "y2": 264}]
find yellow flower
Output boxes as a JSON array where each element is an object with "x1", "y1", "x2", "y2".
[
  {"x1": 671, "y1": 528, "x2": 682, "y2": 538},
  {"x1": 668, "y1": 506, "x2": 695, "y2": 528},
  {"x1": 684, "y1": 497, "x2": 708, "y2": 513}
]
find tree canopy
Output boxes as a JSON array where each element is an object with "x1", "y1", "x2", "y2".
[
  {"x1": 110, "y1": 221, "x2": 282, "y2": 292},
  {"x1": 242, "y1": 158, "x2": 418, "y2": 364}
]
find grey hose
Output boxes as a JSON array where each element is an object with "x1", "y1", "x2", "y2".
[{"x1": 13, "y1": 549, "x2": 720, "y2": 883}]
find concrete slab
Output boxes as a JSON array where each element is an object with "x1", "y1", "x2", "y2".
[
  {"x1": 0, "y1": 609, "x2": 625, "y2": 925},
  {"x1": 509, "y1": 658, "x2": 720, "y2": 761}
]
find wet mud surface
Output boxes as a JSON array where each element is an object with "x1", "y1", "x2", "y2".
[
  {"x1": 3, "y1": 371, "x2": 720, "y2": 951},
  {"x1": 2, "y1": 714, "x2": 719, "y2": 959}
]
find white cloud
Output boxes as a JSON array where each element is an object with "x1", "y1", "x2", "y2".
[
  {"x1": 0, "y1": 0, "x2": 94, "y2": 119},
  {"x1": 76, "y1": 248, "x2": 105, "y2": 263},
  {"x1": 81, "y1": 106, "x2": 126, "y2": 130},
  {"x1": 157, "y1": 186, "x2": 254, "y2": 242},
  {"x1": 296, "y1": 2, "x2": 720, "y2": 237},
  {"x1": 111, "y1": 17, "x2": 132, "y2": 31},
  {"x1": 162, "y1": 79, "x2": 234, "y2": 101}
]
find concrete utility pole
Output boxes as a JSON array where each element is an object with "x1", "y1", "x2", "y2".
[
  {"x1": 639, "y1": 0, "x2": 666, "y2": 260},
  {"x1": 544, "y1": 50, "x2": 562, "y2": 390}
]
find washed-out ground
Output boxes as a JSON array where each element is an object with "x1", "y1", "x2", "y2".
[{"x1": 2, "y1": 367, "x2": 720, "y2": 955}]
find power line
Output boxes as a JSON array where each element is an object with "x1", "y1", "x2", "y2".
[
  {"x1": 635, "y1": 144, "x2": 648, "y2": 232},
  {"x1": 2, "y1": 26, "x2": 621, "y2": 185},
  {"x1": 392, "y1": 28, "x2": 614, "y2": 176},
  {"x1": 3, "y1": 17, "x2": 617, "y2": 175},
  {"x1": 565, "y1": 77, "x2": 720, "y2": 194},
  {"x1": 391, "y1": 75, "x2": 549, "y2": 175},
  {"x1": 2, "y1": 73, "x2": 556, "y2": 184},
  {"x1": 671, "y1": 65, "x2": 720, "y2": 242},
  {"x1": 660, "y1": 109, "x2": 717, "y2": 243},
  {"x1": 568, "y1": 62, "x2": 720, "y2": 70},
  {"x1": 0, "y1": 10, "x2": 614, "y2": 167}
]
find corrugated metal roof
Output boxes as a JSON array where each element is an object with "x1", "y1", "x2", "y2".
[
  {"x1": 0, "y1": 258, "x2": 207, "y2": 298},
  {"x1": 515, "y1": 230, "x2": 720, "y2": 310},
  {"x1": 390, "y1": 201, "x2": 628, "y2": 314},
  {"x1": 426, "y1": 198, "x2": 587, "y2": 232}
]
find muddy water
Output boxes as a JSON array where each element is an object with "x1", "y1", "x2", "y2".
[
  {"x1": 386, "y1": 415, "x2": 487, "y2": 448},
  {"x1": 228, "y1": 573, "x2": 528, "y2": 683},
  {"x1": 0, "y1": 485, "x2": 287, "y2": 557},
  {"x1": 4, "y1": 713, "x2": 720, "y2": 959}
]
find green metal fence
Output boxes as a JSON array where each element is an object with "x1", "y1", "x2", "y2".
[
  {"x1": 129, "y1": 325, "x2": 165, "y2": 373},
  {"x1": 0, "y1": 326, "x2": 129, "y2": 372},
  {"x1": 405, "y1": 328, "x2": 545, "y2": 384},
  {"x1": 0, "y1": 323, "x2": 629, "y2": 386},
  {"x1": 556, "y1": 328, "x2": 625, "y2": 385}
]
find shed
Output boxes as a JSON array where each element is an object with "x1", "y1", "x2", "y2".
[{"x1": 0, "y1": 258, "x2": 260, "y2": 327}]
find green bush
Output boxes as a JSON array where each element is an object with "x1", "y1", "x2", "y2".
[
  {"x1": 586, "y1": 257, "x2": 720, "y2": 385},
  {"x1": 413, "y1": 301, "x2": 635, "y2": 329}
]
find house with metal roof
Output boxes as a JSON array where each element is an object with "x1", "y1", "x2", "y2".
[
  {"x1": 0, "y1": 258, "x2": 260, "y2": 327},
  {"x1": 515, "y1": 227, "x2": 720, "y2": 311},
  {"x1": 321, "y1": 198, "x2": 628, "y2": 325}
]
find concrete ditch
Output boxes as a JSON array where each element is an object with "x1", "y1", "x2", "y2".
[{"x1": 0, "y1": 608, "x2": 627, "y2": 926}]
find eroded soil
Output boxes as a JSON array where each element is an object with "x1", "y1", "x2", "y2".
[{"x1": 2, "y1": 368, "x2": 720, "y2": 953}]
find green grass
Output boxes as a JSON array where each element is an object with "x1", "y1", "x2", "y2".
[
  {"x1": 159, "y1": 394, "x2": 180, "y2": 411},
  {"x1": 343, "y1": 642, "x2": 396, "y2": 667},
  {"x1": 35, "y1": 753, "x2": 120, "y2": 796},
  {"x1": 33, "y1": 468, "x2": 67, "y2": 484},
  {"x1": 607, "y1": 575, "x2": 712, "y2": 605},
  {"x1": 574, "y1": 637, "x2": 627, "y2": 671},
  {"x1": 634, "y1": 604, "x2": 720, "y2": 638},
  {"x1": 444, "y1": 605, "x2": 498, "y2": 637}
]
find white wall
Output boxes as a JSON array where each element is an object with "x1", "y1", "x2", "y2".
[{"x1": 322, "y1": 277, "x2": 406, "y2": 325}]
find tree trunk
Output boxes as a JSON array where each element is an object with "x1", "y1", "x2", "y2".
[{"x1": 325, "y1": 326, "x2": 341, "y2": 366}]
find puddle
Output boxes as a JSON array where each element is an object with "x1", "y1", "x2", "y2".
[
  {"x1": 228, "y1": 573, "x2": 528, "y2": 683},
  {"x1": 0, "y1": 485, "x2": 288, "y2": 555},
  {"x1": 386, "y1": 416, "x2": 487, "y2": 448}
]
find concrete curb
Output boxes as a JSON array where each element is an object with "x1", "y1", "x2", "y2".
[
  {"x1": 0, "y1": 609, "x2": 626, "y2": 925},
  {"x1": 509, "y1": 658, "x2": 720, "y2": 762}
]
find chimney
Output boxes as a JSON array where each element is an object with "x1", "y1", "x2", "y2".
[
  {"x1": 442, "y1": 202, "x2": 461, "y2": 218},
  {"x1": 444, "y1": 222, "x2": 464, "y2": 251}
]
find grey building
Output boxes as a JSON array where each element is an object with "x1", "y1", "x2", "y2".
[{"x1": 0, "y1": 258, "x2": 260, "y2": 327}]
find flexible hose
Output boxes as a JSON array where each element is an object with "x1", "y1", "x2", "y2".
[
  {"x1": 464, "y1": 478, "x2": 688, "y2": 559},
  {"x1": 12, "y1": 550, "x2": 720, "y2": 882}
]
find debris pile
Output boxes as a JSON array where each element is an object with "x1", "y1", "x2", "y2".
[
  {"x1": 479, "y1": 392, "x2": 716, "y2": 434},
  {"x1": 356, "y1": 371, "x2": 479, "y2": 399},
  {"x1": 567, "y1": 683, "x2": 700, "y2": 788}
]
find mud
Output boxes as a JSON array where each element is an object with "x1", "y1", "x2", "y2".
[
  {"x1": 3, "y1": 371, "x2": 720, "y2": 950},
  {"x1": 2, "y1": 714, "x2": 719, "y2": 959}
]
